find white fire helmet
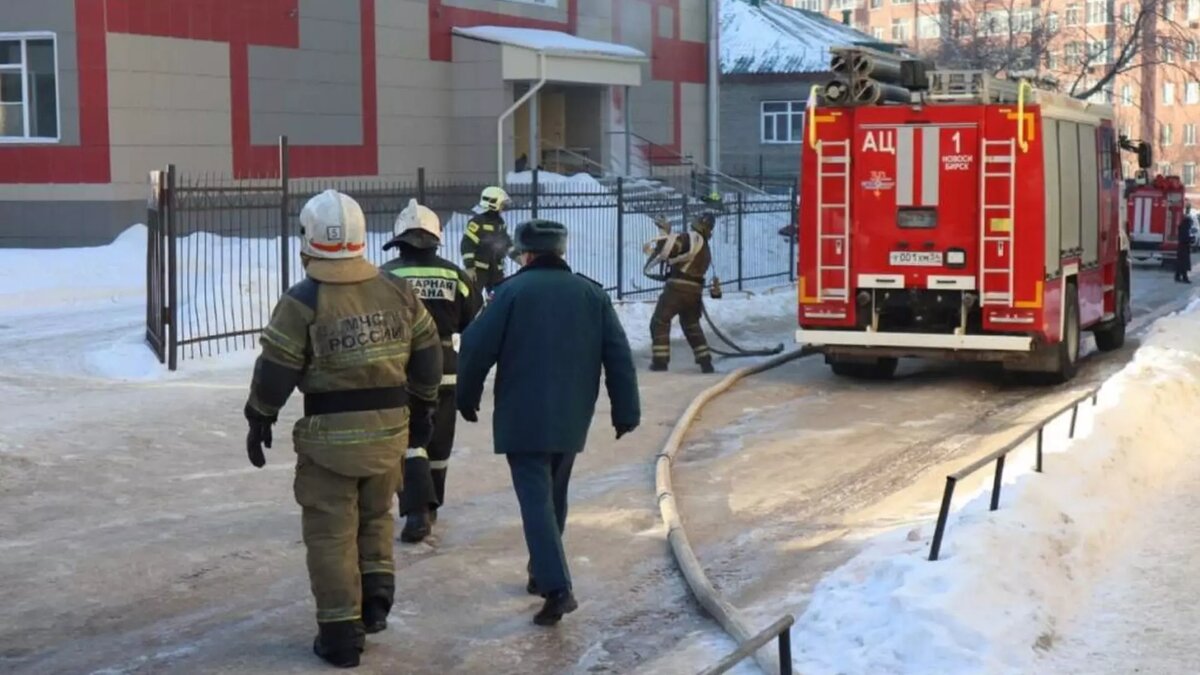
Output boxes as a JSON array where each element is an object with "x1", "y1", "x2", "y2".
[
  {"x1": 300, "y1": 190, "x2": 367, "y2": 260},
  {"x1": 394, "y1": 198, "x2": 442, "y2": 241},
  {"x1": 477, "y1": 186, "x2": 511, "y2": 213}
]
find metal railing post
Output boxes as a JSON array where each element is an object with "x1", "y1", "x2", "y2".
[
  {"x1": 616, "y1": 177, "x2": 625, "y2": 300},
  {"x1": 1069, "y1": 404, "x2": 1079, "y2": 438},
  {"x1": 417, "y1": 166, "x2": 427, "y2": 204},
  {"x1": 531, "y1": 167, "x2": 540, "y2": 219},
  {"x1": 279, "y1": 135, "x2": 290, "y2": 291},
  {"x1": 990, "y1": 455, "x2": 1006, "y2": 511},
  {"x1": 737, "y1": 191, "x2": 745, "y2": 291},
  {"x1": 779, "y1": 628, "x2": 793, "y2": 675},
  {"x1": 929, "y1": 476, "x2": 957, "y2": 561},
  {"x1": 788, "y1": 182, "x2": 798, "y2": 282},
  {"x1": 166, "y1": 163, "x2": 179, "y2": 372},
  {"x1": 1035, "y1": 427, "x2": 1044, "y2": 473}
]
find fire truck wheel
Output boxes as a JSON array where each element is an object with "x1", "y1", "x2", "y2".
[
  {"x1": 1093, "y1": 266, "x2": 1129, "y2": 352},
  {"x1": 1049, "y1": 283, "x2": 1081, "y2": 384}
]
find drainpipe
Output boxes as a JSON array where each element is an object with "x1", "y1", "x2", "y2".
[
  {"x1": 498, "y1": 52, "x2": 548, "y2": 186},
  {"x1": 707, "y1": 0, "x2": 720, "y2": 180}
]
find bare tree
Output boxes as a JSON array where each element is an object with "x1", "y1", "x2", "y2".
[{"x1": 915, "y1": 0, "x2": 1200, "y2": 102}]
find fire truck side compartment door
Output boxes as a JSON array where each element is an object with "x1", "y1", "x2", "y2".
[
  {"x1": 1058, "y1": 121, "x2": 1083, "y2": 255},
  {"x1": 1080, "y1": 125, "x2": 1100, "y2": 266},
  {"x1": 1043, "y1": 119, "x2": 1062, "y2": 276}
]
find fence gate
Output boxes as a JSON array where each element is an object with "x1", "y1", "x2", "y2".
[{"x1": 144, "y1": 166, "x2": 177, "y2": 370}]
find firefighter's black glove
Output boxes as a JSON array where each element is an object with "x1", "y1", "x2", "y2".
[
  {"x1": 615, "y1": 423, "x2": 638, "y2": 440},
  {"x1": 409, "y1": 399, "x2": 436, "y2": 449},
  {"x1": 459, "y1": 403, "x2": 479, "y2": 423},
  {"x1": 244, "y1": 404, "x2": 276, "y2": 469}
]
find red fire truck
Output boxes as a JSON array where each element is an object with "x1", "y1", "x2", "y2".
[
  {"x1": 796, "y1": 68, "x2": 1131, "y2": 383},
  {"x1": 1126, "y1": 174, "x2": 1186, "y2": 266}
]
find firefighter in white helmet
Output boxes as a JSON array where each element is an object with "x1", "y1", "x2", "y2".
[
  {"x1": 460, "y1": 186, "x2": 515, "y2": 294},
  {"x1": 381, "y1": 199, "x2": 482, "y2": 543},
  {"x1": 242, "y1": 189, "x2": 442, "y2": 667}
]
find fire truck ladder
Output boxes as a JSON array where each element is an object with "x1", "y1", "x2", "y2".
[
  {"x1": 817, "y1": 139, "x2": 851, "y2": 302},
  {"x1": 980, "y1": 138, "x2": 1017, "y2": 307}
]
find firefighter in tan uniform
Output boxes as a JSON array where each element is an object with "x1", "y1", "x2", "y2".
[
  {"x1": 243, "y1": 190, "x2": 442, "y2": 669},
  {"x1": 648, "y1": 212, "x2": 716, "y2": 373},
  {"x1": 460, "y1": 186, "x2": 514, "y2": 295}
]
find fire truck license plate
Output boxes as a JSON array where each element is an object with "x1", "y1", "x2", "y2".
[{"x1": 889, "y1": 251, "x2": 943, "y2": 266}]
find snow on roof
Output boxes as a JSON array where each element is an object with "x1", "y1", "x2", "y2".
[
  {"x1": 721, "y1": 0, "x2": 880, "y2": 76},
  {"x1": 452, "y1": 26, "x2": 647, "y2": 60}
]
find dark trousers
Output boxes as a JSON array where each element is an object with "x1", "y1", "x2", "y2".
[
  {"x1": 506, "y1": 452, "x2": 577, "y2": 594},
  {"x1": 399, "y1": 388, "x2": 457, "y2": 515},
  {"x1": 650, "y1": 286, "x2": 711, "y2": 365},
  {"x1": 1176, "y1": 247, "x2": 1192, "y2": 281}
]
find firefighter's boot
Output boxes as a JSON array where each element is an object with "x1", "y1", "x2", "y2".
[
  {"x1": 312, "y1": 620, "x2": 365, "y2": 668},
  {"x1": 533, "y1": 590, "x2": 579, "y2": 626},
  {"x1": 400, "y1": 510, "x2": 431, "y2": 544},
  {"x1": 698, "y1": 358, "x2": 715, "y2": 374},
  {"x1": 649, "y1": 359, "x2": 668, "y2": 372},
  {"x1": 361, "y1": 573, "x2": 394, "y2": 635}
]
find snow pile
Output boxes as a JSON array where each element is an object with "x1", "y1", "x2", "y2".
[
  {"x1": 505, "y1": 170, "x2": 606, "y2": 190},
  {"x1": 721, "y1": 0, "x2": 874, "y2": 75},
  {"x1": 0, "y1": 225, "x2": 147, "y2": 314},
  {"x1": 452, "y1": 26, "x2": 647, "y2": 60},
  {"x1": 788, "y1": 298, "x2": 1200, "y2": 674}
]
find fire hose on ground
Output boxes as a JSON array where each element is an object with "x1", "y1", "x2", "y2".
[{"x1": 655, "y1": 347, "x2": 814, "y2": 675}]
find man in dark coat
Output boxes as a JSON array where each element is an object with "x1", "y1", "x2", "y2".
[
  {"x1": 1177, "y1": 205, "x2": 1195, "y2": 283},
  {"x1": 456, "y1": 219, "x2": 641, "y2": 626}
]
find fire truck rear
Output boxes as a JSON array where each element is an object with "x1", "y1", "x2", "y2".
[
  {"x1": 796, "y1": 54, "x2": 1132, "y2": 383},
  {"x1": 1126, "y1": 174, "x2": 1186, "y2": 266}
]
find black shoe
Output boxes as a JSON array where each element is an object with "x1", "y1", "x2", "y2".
[
  {"x1": 533, "y1": 590, "x2": 578, "y2": 626},
  {"x1": 400, "y1": 511, "x2": 431, "y2": 544},
  {"x1": 312, "y1": 621, "x2": 364, "y2": 668},
  {"x1": 650, "y1": 359, "x2": 668, "y2": 372},
  {"x1": 699, "y1": 359, "x2": 715, "y2": 374},
  {"x1": 361, "y1": 573, "x2": 394, "y2": 635}
]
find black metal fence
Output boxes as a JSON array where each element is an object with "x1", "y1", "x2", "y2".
[{"x1": 144, "y1": 146, "x2": 799, "y2": 368}]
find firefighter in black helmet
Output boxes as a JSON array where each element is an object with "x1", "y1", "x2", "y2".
[{"x1": 649, "y1": 212, "x2": 716, "y2": 373}]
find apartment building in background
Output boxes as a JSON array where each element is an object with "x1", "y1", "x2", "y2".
[
  {"x1": 777, "y1": 0, "x2": 1200, "y2": 192},
  {"x1": 0, "y1": 0, "x2": 712, "y2": 247}
]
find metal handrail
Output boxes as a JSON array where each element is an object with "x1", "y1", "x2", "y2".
[
  {"x1": 928, "y1": 386, "x2": 1101, "y2": 561},
  {"x1": 606, "y1": 131, "x2": 768, "y2": 196},
  {"x1": 540, "y1": 144, "x2": 609, "y2": 177},
  {"x1": 699, "y1": 614, "x2": 795, "y2": 675}
]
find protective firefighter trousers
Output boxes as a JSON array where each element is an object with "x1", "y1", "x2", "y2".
[
  {"x1": 399, "y1": 389, "x2": 457, "y2": 515},
  {"x1": 294, "y1": 456, "x2": 401, "y2": 624},
  {"x1": 650, "y1": 287, "x2": 711, "y2": 365}
]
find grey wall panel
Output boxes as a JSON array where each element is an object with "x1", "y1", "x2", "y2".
[
  {"x1": 1042, "y1": 119, "x2": 1061, "y2": 276},
  {"x1": 1058, "y1": 121, "x2": 1082, "y2": 254},
  {"x1": 1078, "y1": 124, "x2": 1100, "y2": 265},
  {"x1": 0, "y1": 199, "x2": 142, "y2": 247}
]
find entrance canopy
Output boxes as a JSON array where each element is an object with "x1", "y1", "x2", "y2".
[{"x1": 451, "y1": 26, "x2": 647, "y2": 86}]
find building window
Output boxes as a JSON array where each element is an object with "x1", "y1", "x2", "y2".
[
  {"x1": 1190, "y1": 0, "x2": 1200, "y2": 20},
  {"x1": 893, "y1": 0, "x2": 912, "y2": 5},
  {"x1": 1046, "y1": 51, "x2": 1060, "y2": 70},
  {"x1": 1048, "y1": 12, "x2": 1061, "y2": 31},
  {"x1": 870, "y1": 0, "x2": 883, "y2": 9},
  {"x1": 761, "y1": 101, "x2": 805, "y2": 144},
  {"x1": 1186, "y1": 124, "x2": 1198, "y2": 145},
  {"x1": 1159, "y1": 162, "x2": 1172, "y2": 175},
  {"x1": 1066, "y1": 3, "x2": 1082, "y2": 25},
  {"x1": 793, "y1": 0, "x2": 823, "y2": 8},
  {"x1": 891, "y1": 18, "x2": 911, "y2": 41},
  {"x1": 1065, "y1": 41, "x2": 1083, "y2": 64},
  {"x1": 1087, "y1": 0, "x2": 1109, "y2": 23},
  {"x1": 872, "y1": 26, "x2": 885, "y2": 39},
  {"x1": 1188, "y1": 82, "x2": 1200, "y2": 103},
  {"x1": 918, "y1": 16, "x2": 942, "y2": 38},
  {"x1": 1161, "y1": 45, "x2": 1175, "y2": 63},
  {"x1": 0, "y1": 34, "x2": 58, "y2": 141},
  {"x1": 1165, "y1": 82, "x2": 1176, "y2": 104},
  {"x1": 1188, "y1": 41, "x2": 1199, "y2": 62},
  {"x1": 1185, "y1": 163, "x2": 1197, "y2": 187},
  {"x1": 1121, "y1": 2, "x2": 1135, "y2": 23},
  {"x1": 1161, "y1": 123, "x2": 1174, "y2": 147},
  {"x1": 1088, "y1": 40, "x2": 1112, "y2": 63},
  {"x1": 831, "y1": 0, "x2": 859, "y2": 10},
  {"x1": 1164, "y1": 0, "x2": 1177, "y2": 20},
  {"x1": 1121, "y1": 84, "x2": 1133, "y2": 105}
]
